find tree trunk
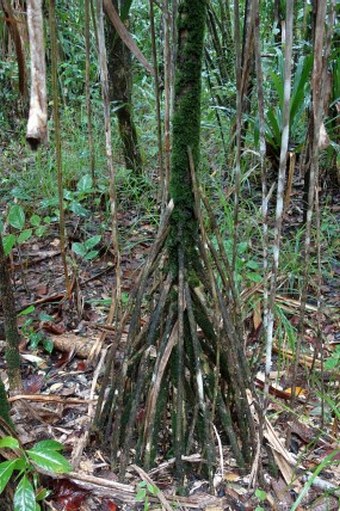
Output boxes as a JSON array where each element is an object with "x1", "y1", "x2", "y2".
[
  {"x1": 95, "y1": 0, "x2": 257, "y2": 483},
  {"x1": 106, "y1": 0, "x2": 142, "y2": 174},
  {"x1": 0, "y1": 377, "x2": 12, "y2": 426},
  {"x1": 168, "y1": 0, "x2": 206, "y2": 268},
  {"x1": 0, "y1": 233, "x2": 22, "y2": 391}
]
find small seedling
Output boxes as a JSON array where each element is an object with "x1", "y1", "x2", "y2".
[
  {"x1": 1, "y1": 204, "x2": 51, "y2": 255},
  {"x1": 255, "y1": 488, "x2": 267, "y2": 511},
  {"x1": 135, "y1": 480, "x2": 159, "y2": 511},
  {"x1": 19, "y1": 306, "x2": 54, "y2": 353},
  {"x1": 0, "y1": 436, "x2": 72, "y2": 511},
  {"x1": 72, "y1": 234, "x2": 101, "y2": 261}
]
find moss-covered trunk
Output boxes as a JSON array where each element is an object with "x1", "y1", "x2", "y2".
[
  {"x1": 168, "y1": 0, "x2": 206, "y2": 269},
  {"x1": 0, "y1": 377, "x2": 12, "y2": 426},
  {"x1": 0, "y1": 232, "x2": 22, "y2": 391},
  {"x1": 95, "y1": 0, "x2": 258, "y2": 482}
]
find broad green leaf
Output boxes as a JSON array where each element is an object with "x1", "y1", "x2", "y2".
[
  {"x1": 31, "y1": 440, "x2": 64, "y2": 452},
  {"x1": 85, "y1": 250, "x2": 98, "y2": 260},
  {"x1": 69, "y1": 201, "x2": 89, "y2": 217},
  {"x1": 18, "y1": 229, "x2": 33, "y2": 244},
  {"x1": 27, "y1": 449, "x2": 72, "y2": 473},
  {"x1": 0, "y1": 436, "x2": 20, "y2": 449},
  {"x1": 38, "y1": 312, "x2": 54, "y2": 322},
  {"x1": 77, "y1": 174, "x2": 92, "y2": 193},
  {"x1": 0, "y1": 219, "x2": 3, "y2": 233},
  {"x1": 246, "y1": 260, "x2": 259, "y2": 270},
  {"x1": 19, "y1": 305, "x2": 35, "y2": 316},
  {"x1": 0, "y1": 459, "x2": 19, "y2": 494},
  {"x1": 255, "y1": 488, "x2": 267, "y2": 502},
  {"x1": 30, "y1": 214, "x2": 41, "y2": 227},
  {"x1": 8, "y1": 204, "x2": 25, "y2": 230},
  {"x1": 14, "y1": 475, "x2": 36, "y2": 511},
  {"x1": 147, "y1": 483, "x2": 159, "y2": 495},
  {"x1": 84, "y1": 235, "x2": 101, "y2": 250},
  {"x1": 63, "y1": 189, "x2": 73, "y2": 200},
  {"x1": 41, "y1": 197, "x2": 58, "y2": 209},
  {"x1": 35, "y1": 226, "x2": 47, "y2": 237},
  {"x1": 36, "y1": 487, "x2": 50, "y2": 501},
  {"x1": 237, "y1": 242, "x2": 248, "y2": 254},
  {"x1": 135, "y1": 488, "x2": 147, "y2": 501},
  {"x1": 28, "y1": 332, "x2": 44, "y2": 350},
  {"x1": 72, "y1": 242, "x2": 87, "y2": 257},
  {"x1": 3, "y1": 233, "x2": 16, "y2": 255},
  {"x1": 247, "y1": 272, "x2": 262, "y2": 283},
  {"x1": 121, "y1": 292, "x2": 129, "y2": 304},
  {"x1": 11, "y1": 188, "x2": 32, "y2": 201},
  {"x1": 43, "y1": 338, "x2": 54, "y2": 354}
]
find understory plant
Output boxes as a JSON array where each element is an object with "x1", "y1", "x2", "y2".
[{"x1": 0, "y1": 436, "x2": 72, "y2": 511}]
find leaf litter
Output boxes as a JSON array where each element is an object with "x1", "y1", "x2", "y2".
[{"x1": 0, "y1": 199, "x2": 339, "y2": 511}]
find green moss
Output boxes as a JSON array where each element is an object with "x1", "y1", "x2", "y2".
[{"x1": 168, "y1": 0, "x2": 206, "y2": 271}]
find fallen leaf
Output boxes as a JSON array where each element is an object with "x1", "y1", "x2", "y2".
[
  {"x1": 53, "y1": 479, "x2": 88, "y2": 510},
  {"x1": 42, "y1": 321, "x2": 65, "y2": 335},
  {"x1": 24, "y1": 374, "x2": 44, "y2": 394},
  {"x1": 102, "y1": 499, "x2": 119, "y2": 511},
  {"x1": 284, "y1": 387, "x2": 308, "y2": 398}
]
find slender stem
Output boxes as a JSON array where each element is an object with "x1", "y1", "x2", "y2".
[
  {"x1": 175, "y1": 244, "x2": 185, "y2": 481},
  {"x1": 265, "y1": 0, "x2": 293, "y2": 404},
  {"x1": 96, "y1": 0, "x2": 121, "y2": 329},
  {"x1": 49, "y1": 0, "x2": 70, "y2": 295},
  {"x1": 149, "y1": 0, "x2": 163, "y2": 203},
  {"x1": 85, "y1": 0, "x2": 96, "y2": 185},
  {"x1": 291, "y1": 0, "x2": 334, "y2": 409},
  {"x1": 163, "y1": 0, "x2": 171, "y2": 206}
]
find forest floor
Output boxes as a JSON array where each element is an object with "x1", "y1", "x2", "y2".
[{"x1": 0, "y1": 184, "x2": 339, "y2": 511}]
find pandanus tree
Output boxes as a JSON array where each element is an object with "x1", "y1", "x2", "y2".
[{"x1": 95, "y1": 0, "x2": 257, "y2": 480}]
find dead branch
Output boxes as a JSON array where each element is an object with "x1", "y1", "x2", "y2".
[{"x1": 26, "y1": 0, "x2": 47, "y2": 149}]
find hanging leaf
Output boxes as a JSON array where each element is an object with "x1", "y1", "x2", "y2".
[
  {"x1": 13, "y1": 475, "x2": 36, "y2": 511},
  {"x1": 8, "y1": 204, "x2": 25, "y2": 230}
]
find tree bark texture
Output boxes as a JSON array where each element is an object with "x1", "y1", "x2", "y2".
[
  {"x1": 168, "y1": 0, "x2": 206, "y2": 270},
  {"x1": 0, "y1": 377, "x2": 12, "y2": 426},
  {"x1": 0, "y1": 234, "x2": 22, "y2": 390},
  {"x1": 0, "y1": 0, "x2": 26, "y2": 97},
  {"x1": 105, "y1": 0, "x2": 142, "y2": 173}
]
